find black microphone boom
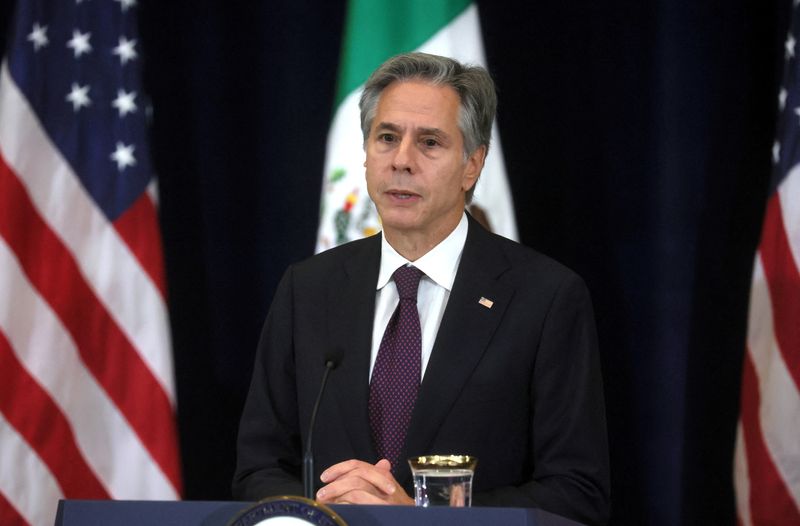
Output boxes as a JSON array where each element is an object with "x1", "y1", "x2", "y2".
[{"x1": 303, "y1": 354, "x2": 339, "y2": 499}]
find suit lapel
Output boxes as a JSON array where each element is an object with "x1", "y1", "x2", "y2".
[
  {"x1": 401, "y1": 218, "x2": 514, "y2": 479},
  {"x1": 326, "y1": 235, "x2": 381, "y2": 461}
]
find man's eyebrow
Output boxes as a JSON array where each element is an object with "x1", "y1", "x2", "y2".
[
  {"x1": 374, "y1": 123, "x2": 449, "y2": 136},
  {"x1": 374, "y1": 122, "x2": 402, "y2": 133},
  {"x1": 373, "y1": 122, "x2": 452, "y2": 142},
  {"x1": 417, "y1": 126, "x2": 449, "y2": 139}
]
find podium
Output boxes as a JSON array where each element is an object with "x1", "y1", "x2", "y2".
[{"x1": 54, "y1": 499, "x2": 586, "y2": 526}]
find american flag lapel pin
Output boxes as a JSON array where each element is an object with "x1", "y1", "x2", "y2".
[{"x1": 478, "y1": 296, "x2": 494, "y2": 309}]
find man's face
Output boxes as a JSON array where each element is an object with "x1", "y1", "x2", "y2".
[{"x1": 365, "y1": 81, "x2": 484, "y2": 246}]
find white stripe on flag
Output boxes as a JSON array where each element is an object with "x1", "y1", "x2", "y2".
[
  {"x1": 746, "y1": 256, "x2": 800, "y2": 507},
  {"x1": 733, "y1": 423, "x2": 753, "y2": 526},
  {"x1": 780, "y1": 166, "x2": 800, "y2": 272},
  {"x1": 0, "y1": 411, "x2": 63, "y2": 526},
  {"x1": 318, "y1": 87, "x2": 368, "y2": 251},
  {"x1": 146, "y1": 178, "x2": 160, "y2": 207},
  {"x1": 0, "y1": 63, "x2": 175, "y2": 403},
  {"x1": 0, "y1": 237, "x2": 178, "y2": 500}
]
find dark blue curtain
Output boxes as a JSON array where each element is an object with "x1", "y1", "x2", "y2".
[{"x1": 0, "y1": 1, "x2": 789, "y2": 524}]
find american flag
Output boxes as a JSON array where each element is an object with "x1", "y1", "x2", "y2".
[
  {"x1": 733, "y1": 2, "x2": 800, "y2": 523},
  {"x1": 0, "y1": 1, "x2": 181, "y2": 525}
]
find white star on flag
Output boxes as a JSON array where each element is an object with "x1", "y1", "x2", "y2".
[
  {"x1": 112, "y1": 89, "x2": 137, "y2": 117},
  {"x1": 110, "y1": 142, "x2": 136, "y2": 171},
  {"x1": 112, "y1": 36, "x2": 138, "y2": 65},
  {"x1": 773, "y1": 140, "x2": 781, "y2": 164},
  {"x1": 780, "y1": 88, "x2": 788, "y2": 110},
  {"x1": 66, "y1": 83, "x2": 91, "y2": 111},
  {"x1": 786, "y1": 33, "x2": 796, "y2": 59},
  {"x1": 27, "y1": 23, "x2": 49, "y2": 51},
  {"x1": 67, "y1": 29, "x2": 92, "y2": 58},
  {"x1": 114, "y1": 0, "x2": 137, "y2": 12}
]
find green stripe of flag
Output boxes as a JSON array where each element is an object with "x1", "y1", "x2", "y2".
[{"x1": 335, "y1": 0, "x2": 471, "y2": 106}]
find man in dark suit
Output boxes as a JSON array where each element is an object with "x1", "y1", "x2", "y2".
[{"x1": 233, "y1": 52, "x2": 610, "y2": 525}]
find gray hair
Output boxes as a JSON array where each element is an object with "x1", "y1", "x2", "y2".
[{"x1": 359, "y1": 52, "x2": 497, "y2": 201}]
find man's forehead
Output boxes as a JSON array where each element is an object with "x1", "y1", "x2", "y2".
[{"x1": 373, "y1": 81, "x2": 461, "y2": 130}]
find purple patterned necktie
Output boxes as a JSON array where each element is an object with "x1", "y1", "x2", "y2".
[{"x1": 369, "y1": 265, "x2": 424, "y2": 473}]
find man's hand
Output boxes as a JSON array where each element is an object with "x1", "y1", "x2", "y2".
[{"x1": 316, "y1": 459, "x2": 414, "y2": 505}]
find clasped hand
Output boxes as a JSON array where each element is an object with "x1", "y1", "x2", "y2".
[{"x1": 315, "y1": 459, "x2": 414, "y2": 505}]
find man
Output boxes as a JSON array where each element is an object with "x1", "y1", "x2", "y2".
[{"x1": 233, "y1": 52, "x2": 610, "y2": 525}]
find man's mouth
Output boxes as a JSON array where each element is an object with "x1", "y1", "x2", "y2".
[{"x1": 388, "y1": 190, "x2": 418, "y2": 200}]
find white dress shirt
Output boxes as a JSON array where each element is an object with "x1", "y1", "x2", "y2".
[{"x1": 369, "y1": 212, "x2": 468, "y2": 381}]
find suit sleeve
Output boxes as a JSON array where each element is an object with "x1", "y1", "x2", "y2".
[
  {"x1": 232, "y1": 267, "x2": 304, "y2": 500},
  {"x1": 472, "y1": 273, "x2": 611, "y2": 526}
]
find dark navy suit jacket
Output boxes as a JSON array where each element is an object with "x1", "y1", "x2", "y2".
[{"x1": 233, "y1": 214, "x2": 610, "y2": 525}]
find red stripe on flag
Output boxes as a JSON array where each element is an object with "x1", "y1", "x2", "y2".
[
  {"x1": 0, "y1": 490, "x2": 28, "y2": 526},
  {"x1": 739, "y1": 348, "x2": 800, "y2": 524},
  {"x1": 0, "y1": 331, "x2": 110, "y2": 499},
  {"x1": 758, "y1": 193, "x2": 800, "y2": 392},
  {"x1": 0, "y1": 156, "x2": 182, "y2": 493},
  {"x1": 113, "y1": 191, "x2": 167, "y2": 298}
]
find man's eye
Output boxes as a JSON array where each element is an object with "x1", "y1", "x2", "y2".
[
  {"x1": 422, "y1": 138, "x2": 439, "y2": 148},
  {"x1": 379, "y1": 133, "x2": 396, "y2": 142}
]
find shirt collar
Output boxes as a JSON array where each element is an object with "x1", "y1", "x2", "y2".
[{"x1": 377, "y1": 212, "x2": 468, "y2": 291}]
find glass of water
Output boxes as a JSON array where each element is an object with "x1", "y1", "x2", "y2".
[{"x1": 407, "y1": 455, "x2": 477, "y2": 507}]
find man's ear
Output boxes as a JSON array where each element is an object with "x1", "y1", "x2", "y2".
[{"x1": 462, "y1": 145, "x2": 487, "y2": 193}]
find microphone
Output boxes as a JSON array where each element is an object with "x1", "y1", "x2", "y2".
[{"x1": 303, "y1": 353, "x2": 340, "y2": 499}]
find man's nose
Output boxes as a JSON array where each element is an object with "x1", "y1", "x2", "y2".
[{"x1": 391, "y1": 137, "x2": 416, "y2": 173}]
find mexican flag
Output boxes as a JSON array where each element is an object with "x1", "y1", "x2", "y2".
[{"x1": 315, "y1": 0, "x2": 518, "y2": 252}]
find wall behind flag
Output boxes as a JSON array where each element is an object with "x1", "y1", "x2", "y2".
[{"x1": 0, "y1": 0, "x2": 789, "y2": 525}]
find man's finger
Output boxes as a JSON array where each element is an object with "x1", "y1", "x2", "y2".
[
  {"x1": 318, "y1": 467, "x2": 395, "y2": 500},
  {"x1": 319, "y1": 459, "x2": 370, "y2": 483},
  {"x1": 320, "y1": 459, "x2": 396, "y2": 494}
]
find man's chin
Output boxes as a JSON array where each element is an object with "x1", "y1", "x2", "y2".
[
  {"x1": 375, "y1": 205, "x2": 419, "y2": 226},
  {"x1": 381, "y1": 219, "x2": 420, "y2": 235}
]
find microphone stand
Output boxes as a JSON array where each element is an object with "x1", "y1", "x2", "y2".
[{"x1": 303, "y1": 358, "x2": 337, "y2": 499}]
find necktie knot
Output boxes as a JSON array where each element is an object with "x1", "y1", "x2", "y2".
[{"x1": 393, "y1": 265, "x2": 423, "y2": 300}]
